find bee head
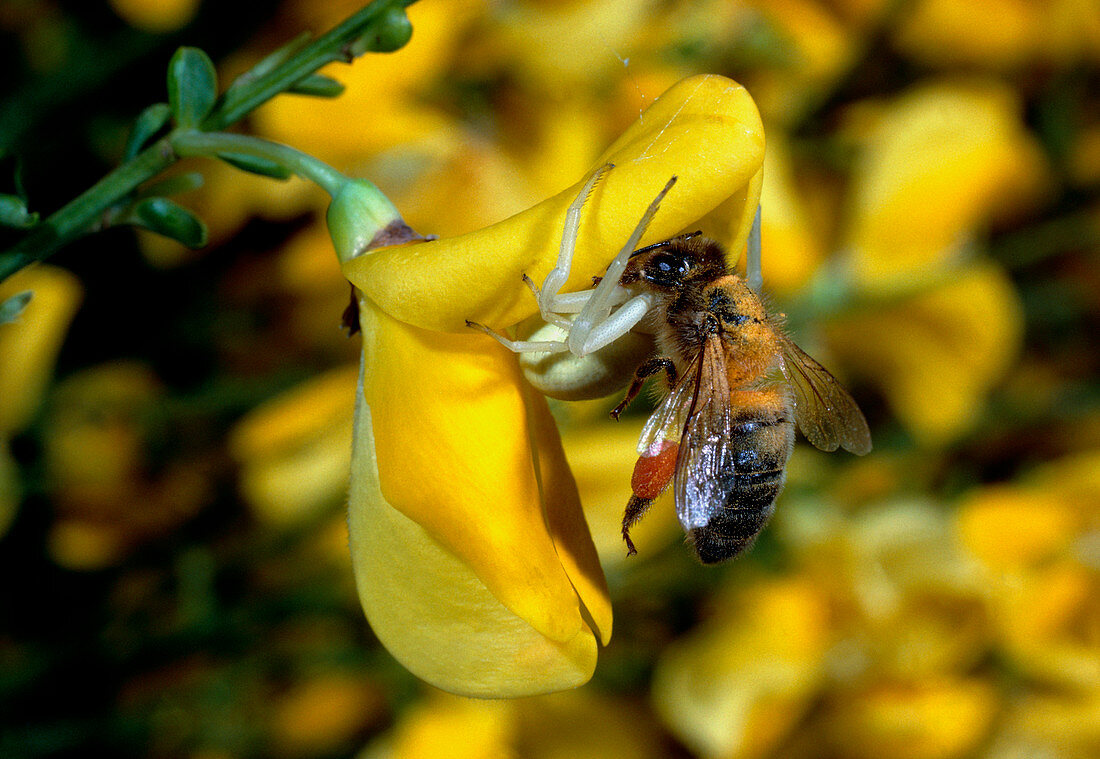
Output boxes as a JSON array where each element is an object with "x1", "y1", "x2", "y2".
[{"x1": 621, "y1": 233, "x2": 728, "y2": 291}]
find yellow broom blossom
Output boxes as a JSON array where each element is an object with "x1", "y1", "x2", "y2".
[{"x1": 328, "y1": 75, "x2": 765, "y2": 697}]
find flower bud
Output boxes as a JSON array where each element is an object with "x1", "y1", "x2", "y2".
[{"x1": 326, "y1": 178, "x2": 419, "y2": 263}]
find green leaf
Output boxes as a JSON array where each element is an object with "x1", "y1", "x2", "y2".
[
  {"x1": 0, "y1": 290, "x2": 32, "y2": 325},
  {"x1": 168, "y1": 47, "x2": 218, "y2": 128},
  {"x1": 217, "y1": 153, "x2": 293, "y2": 180},
  {"x1": 125, "y1": 103, "x2": 172, "y2": 160},
  {"x1": 248, "y1": 31, "x2": 313, "y2": 80},
  {"x1": 0, "y1": 194, "x2": 38, "y2": 229},
  {"x1": 287, "y1": 73, "x2": 345, "y2": 98},
  {"x1": 221, "y1": 32, "x2": 313, "y2": 108},
  {"x1": 140, "y1": 172, "x2": 205, "y2": 198},
  {"x1": 132, "y1": 197, "x2": 208, "y2": 248}
]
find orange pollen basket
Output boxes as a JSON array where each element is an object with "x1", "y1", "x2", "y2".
[{"x1": 631, "y1": 441, "x2": 680, "y2": 500}]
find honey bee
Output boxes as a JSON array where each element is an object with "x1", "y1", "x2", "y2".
[
  {"x1": 468, "y1": 164, "x2": 871, "y2": 563},
  {"x1": 609, "y1": 232, "x2": 872, "y2": 563}
]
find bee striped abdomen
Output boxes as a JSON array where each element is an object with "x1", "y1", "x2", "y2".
[{"x1": 688, "y1": 400, "x2": 795, "y2": 564}]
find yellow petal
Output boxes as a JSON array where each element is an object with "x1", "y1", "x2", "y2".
[
  {"x1": 956, "y1": 486, "x2": 1078, "y2": 570},
  {"x1": 827, "y1": 262, "x2": 1023, "y2": 445},
  {"x1": 652, "y1": 577, "x2": 831, "y2": 759},
  {"x1": 349, "y1": 298, "x2": 608, "y2": 697},
  {"x1": 344, "y1": 74, "x2": 765, "y2": 332},
  {"x1": 108, "y1": 0, "x2": 201, "y2": 32},
  {"x1": 0, "y1": 265, "x2": 82, "y2": 435},
  {"x1": 823, "y1": 679, "x2": 998, "y2": 759},
  {"x1": 756, "y1": 134, "x2": 825, "y2": 294},
  {"x1": 228, "y1": 365, "x2": 357, "y2": 528},
  {"x1": 844, "y1": 80, "x2": 1039, "y2": 296}
]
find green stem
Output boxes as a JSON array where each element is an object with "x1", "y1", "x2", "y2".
[
  {"x1": 206, "y1": 0, "x2": 417, "y2": 131},
  {"x1": 171, "y1": 131, "x2": 347, "y2": 196},
  {"x1": 0, "y1": 0, "x2": 417, "y2": 284},
  {"x1": 0, "y1": 139, "x2": 176, "y2": 281}
]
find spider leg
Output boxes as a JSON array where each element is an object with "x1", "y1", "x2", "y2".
[
  {"x1": 537, "y1": 163, "x2": 613, "y2": 321},
  {"x1": 577, "y1": 291, "x2": 658, "y2": 356},
  {"x1": 568, "y1": 176, "x2": 677, "y2": 355},
  {"x1": 745, "y1": 205, "x2": 763, "y2": 292},
  {"x1": 465, "y1": 320, "x2": 570, "y2": 354}
]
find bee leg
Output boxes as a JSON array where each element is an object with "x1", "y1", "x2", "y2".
[
  {"x1": 610, "y1": 358, "x2": 677, "y2": 419},
  {"x1": 622, "y1": 495, "x2": 654, "y2": 556}
]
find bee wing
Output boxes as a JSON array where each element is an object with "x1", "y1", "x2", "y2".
[
  {"x1": 636, "y1": 353, "x2": 701, "y2": 457},
  {"x1": 777, "y1": 333, "x2": 872, "y2": 455},
  {"x1": 673, "y1": 337, "x2": 734, "y2": 530}
]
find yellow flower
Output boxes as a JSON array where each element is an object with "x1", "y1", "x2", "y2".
[
  {"x1": 108, "y1": 0, "x2": 201, "y2": 33},
  {"x1": 652, "y1": 576, "x2": 832, "y2": 759},
  {"x1": 954, "y1": 450, "x2": 1100, "y2": 690},
  {"x1": 821, "y1": 678, "x2": 998, "y2": 759},
  {"x1": 827, "y1": 262, "x2": 1024, "y2": 445},
  {"x1": 0, "y1": 265, "x2": 82, "y2": 437},
  {"x1": 229, "y1": 365, "x2": 358, "y2": 528},
  {"x1": 255, "y1": 0, "x2": 482, "y2": 167},
  {"x1": 337, "y1": 75, "x2": 765, "y2": 697},
  {"x1": 843, "y1": 80, "x2": 1042, "y2": 297},
  {"x1": 743, "y1": 0, "x2": 860, "y2": 125},
  {"x1": 269, "y1": 670, "x2": 386, "y2": 756},
  {"x1": 43, "y1": 362, "x2": 208, "y2": 570},
  {"x1": 0, "y1": 265, "x2": 82, "y2": 539},
  {"x1": 895, "y1": 0, "x2": 1100, "y2": 69},
  {"x1": 822, "y1": 80, "x2": 1038, "y2": 445},
  {"x1": 370, "y1": 687, "x2": 667, "y2": 759}
]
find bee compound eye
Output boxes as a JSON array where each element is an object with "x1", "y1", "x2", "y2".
[
  {"x1": 645, "y1": 252, "x2": 690, "y2": 286},
  {"x1": 517, "y1": 320, "x2": 656, "y2": 401}
]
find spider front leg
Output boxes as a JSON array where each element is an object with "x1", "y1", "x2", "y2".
[
  {"x1": 532, "y1": 163, "x2": 614, "y2": 323},
  {"x1": 464, "y1": 319, "x2": 571, "y2": 354}
]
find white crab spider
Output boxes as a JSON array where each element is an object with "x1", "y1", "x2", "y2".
[{"x1": 467, "y1": 163, "x2": 763, "y2": 400}]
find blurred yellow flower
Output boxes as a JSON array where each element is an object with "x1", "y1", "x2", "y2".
[
  {"x1": 270, "y1": 670, "x2": 386, "y2": 756},
  {"x1": 43, "y1": 362, "x2": 209, "y2": 570},
  {"x1": 488, "y1": 0, "x2": 655, "y2": 96},
  {"x1": 0, "y1": 265, "x2": 82, "y2": 538},
  {"x1": 108, "y1": 0, "x2": 201, "y2": 33},
  {"x1": 0, "y1": 264, "x2": 82, "y2": 436},
  {"x1": 955, "y1": 450, "x2": 1100, "y2": 692},
  {"x1": 370, "y1": 691, "x2": 512, "y2": 759},
  {"x1": 827, "y1": 262, "x2": 1024, "y2": 444},
  {"x1": 756, "y1": 134, "x2": 825, "y2": 295},
  {"x1": 229, "y1": 364, "x2": 358, "y2": 528},
  {"x1": 843, "y1": 80, "x2": 1042, "y2": 296},
  {"x1": 338, "y1": 75, "x2": 766, "y2": 697},
  {"x1": 822, "y1": 678, "x2": 998, "y2": 759},
  {"x1": 652, "y1": 576, "x2": 832, "y2": 759},
  {"x1": 894, "y1": 0, "x2": 1040, "y2": 69},
  {"x1": 744, "y1": 0, "x2": 859, "y2": 125},
  {"x1": 896, "y1": 0, "x2": 1100, "y2": 69},
  {"x1": 366, "y1": 688, "x2": 666, "y2": 759},
  {"x1": 255, "y1": 0, "x2": 482, "y2": 168}
]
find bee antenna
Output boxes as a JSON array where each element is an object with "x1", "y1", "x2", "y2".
[{"x1": 629, "y1": 230, "x2": 704, "y2": 259}]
